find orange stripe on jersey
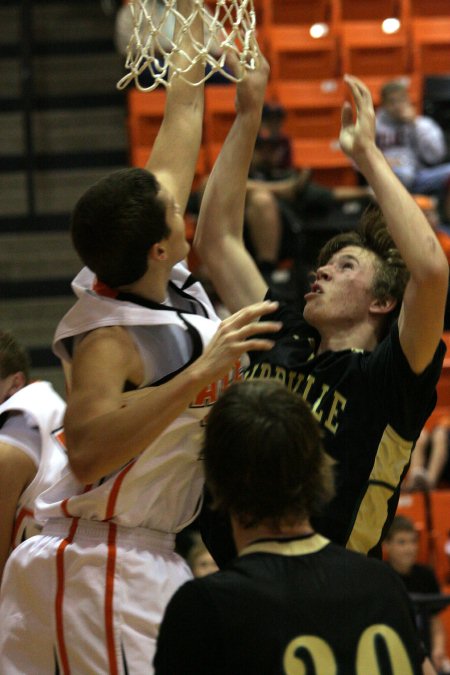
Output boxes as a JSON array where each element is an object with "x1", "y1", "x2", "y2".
[
  {"x1": 60, "y1": 499, "x2": 71, "y2": 518},
  {"x1": 11, "y1": 507, "x2": 33, "y2": 548},
  {"x1": 93, "y1": 278, "x2": 118, "y2": 298},
  {"x1": 104, "y1": 460, "x2": 137, "y2": 520},
  {"x1": 105, "y1": 522, "x2": 119, "y2": 675},
  {"x1": 55, "y1": 518, "x2": 79, "y2": 675},
  {"x1": 60, "y1": 484, "x2": 93, "y2": 518}
]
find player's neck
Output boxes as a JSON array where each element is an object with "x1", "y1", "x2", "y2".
[
  {"x1": 118, "y1": 263, "x2": 172, "y2": 304},
  {"x1": 318, "y1": 321, "x2": 379, "y2": 354},
  {"x1": 231, "y1": 516, "x2": 314, "y2": 553}
]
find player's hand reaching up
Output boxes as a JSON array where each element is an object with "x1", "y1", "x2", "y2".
[
  {"x1": 339, "y1": 75, "x2": 376, "y2": 162},
  {"x1": 231, "y1": 49, "x2": 270, "y2": 117},
  {"x1": 194, "y1": 300, "x2": 281, "y2": 383}
]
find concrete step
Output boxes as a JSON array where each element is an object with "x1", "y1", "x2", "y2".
[
  {"x1": 0, "y1": 231, "x2": 81, "y2": 281},
  {"x1": 1, "y1": 107, "x2": 127, "y2": 156},
  {"x1": 0, "y1": 165, "x2": 127, "y2": 216},
  {"x1": 0, "y1": 296, "x2": 75, "y2": 347}
]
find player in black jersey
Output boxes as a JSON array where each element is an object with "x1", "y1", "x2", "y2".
[
  {"x1": 154, "y1": 380, "x2": 430, "y2": 675},
  {"x1": 194, "y1": 55, "x2": 448, "y2": 561}
]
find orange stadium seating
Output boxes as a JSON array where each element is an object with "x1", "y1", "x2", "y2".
[
  {"x1": 267, "y1": 26, "x2": 339, "y2": 82},
  {"x1": 339, "y1": 20, "x2": 411, "y2": 77},
  {"x1": 272, "y1": 79, "x2": 345, "y2": 139},
  {"x1": 411, "y1": 17, "x2": 450, "y2": 76}
]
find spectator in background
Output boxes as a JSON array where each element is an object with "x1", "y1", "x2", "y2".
[
  {"x1": 406, "y1": 422, "x2": 450, "y2": 493},
  {"x1": 0, "y1": 331, "x2": 66, "y2": 584},
  {"x1": 384, "y1": 516, "x2": 450, "y2": 674},
  {"x1": 186, "y1": 532, "x2": 218, "y2": 578},
  {"x1": 376, "y1": 80, "x2": 450, "y2": 196}
]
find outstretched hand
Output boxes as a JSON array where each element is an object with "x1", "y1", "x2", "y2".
[
  {"x1": 226, "y1": 48, "x2": 270, "y2": 116},
  {"x1": 339, "y1": 75, "x2": 376, "y2": 161},
  {"x1": 195, "y1": 300, "x2": 281, "y2": 383}
]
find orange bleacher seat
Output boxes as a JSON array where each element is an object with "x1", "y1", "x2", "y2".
[
  {"x1": 437, "y1": 365, "x2": 450, "y2": 408},
  {"x1": 430, "y1": 491, "x2": 450, "y2": 585},
  {"x1": 340, "y1": 21, "x2": 411, "y2": 77},
  {"x1": 261, "y1": 0, "x2": 337, "y2": 28},
  {"x1": 203, "y1": 85, "x2": 238, "y2": 170},
  {"x1": 127, "y1": 88, "x2": 167, "y2": 149},
  {"x1": 410, "y1": 0, "x2": 450, "y2": 17},
  {"x1": 204, "y1": 85, "x2": 236, "y2": 143},
  {"x1": 411, "y1": 17, "x2": 450, "y2": 76},
  {"x1": 272, "y1": 79, "x2": 345, "y2": 139},
  {"x1": 267, "y1": 26, "x2": 339, "y2": 82},
  {"x1": 290, "y1": 137, "x2": 358, "y2": 186},
  {"x1": 339, "y1": 0, "x2": 408, "y2": 22}
]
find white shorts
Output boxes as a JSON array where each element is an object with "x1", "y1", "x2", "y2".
[{"x1": 0, "y1": 518, "x2": 192, "y2": 675}]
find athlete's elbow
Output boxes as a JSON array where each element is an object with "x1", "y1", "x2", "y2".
[{"x1": 65, "y1": 431, "x2": 102, "y2": 484}]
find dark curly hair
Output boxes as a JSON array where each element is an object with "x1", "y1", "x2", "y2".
[
  {"x1": 202, "y1": 380, "x2": 335, "y2": 529},
  {"x1": 71, "y1": 168, "x2": 169, "y2": 288}
]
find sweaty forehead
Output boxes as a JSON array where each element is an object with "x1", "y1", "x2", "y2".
[{"x1": 330, "y1": 245, "x2": 377, "y2": 266}]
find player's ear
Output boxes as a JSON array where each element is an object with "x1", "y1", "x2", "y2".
[
  {"x1": 3, "y1": 371, "x2": 26, "y2": 400},
  {"x1": 369, "y1": 296, "x2": 397, "y2": 316},
  {"x1": 148, "y1": 242, "x2": 168, "y2": 262}
]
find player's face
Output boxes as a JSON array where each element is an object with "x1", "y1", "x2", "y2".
[
  {"x1": 385, "y1": 531, "x2": 419, "y2": 571},
  {"x1": 158, "y1": 186, "x2": 190, "y2": 263},
  {"x1": 303, "y1": 246, "x2": 379, "y2": 331}
]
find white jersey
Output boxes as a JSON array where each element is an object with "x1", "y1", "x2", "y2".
[
  {"x1": 0, "y1": 265, "x2": 246, "y2": 674},
  {"x1": 0, "y1": 381, "x2": 66, "y2": 547},
  {"x1": 37, "y1": 263, "x2": 243, "y2": 533}
]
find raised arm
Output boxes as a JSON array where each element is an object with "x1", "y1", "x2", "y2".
[
  {"x1": 146, "y1": 0, "x2": 204, "y2": 214},
  {"x1": 341, "y1": 75, "x2": 448, "y2": 374},
  {"x1": 193, "y1": 55, "x2": 270, "y2": 313}
]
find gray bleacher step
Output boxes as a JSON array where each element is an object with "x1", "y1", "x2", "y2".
[
  {"x1": 34, "y1": 53, "x2": 125, "y2": 98},
  {"x1": 1, "y1": 108, "x2": 127, "y2": 157},
  {"x1": 0, "y1": 296, "x2": 75, "y2": 347},
  {"x1": 0, "y1": 165, "x2": 127, "y2": 216},
  {"x1": 0, "y1": 232, "x2": 81, "y2": 281}
]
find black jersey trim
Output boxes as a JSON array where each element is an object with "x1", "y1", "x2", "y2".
[
  {"x1": 116, "y1": 281, "x2": 209, "y2": 318},
  {"x1": 129, "y1": 312, "x2": 204, "y2": 389}
]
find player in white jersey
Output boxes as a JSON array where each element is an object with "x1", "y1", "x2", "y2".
[
  {"x1": 0, "y1": 331, "x2": 66, "y2": 584},
  {"x1": 0, "y1": 10, "x2": 279, "y2": 675}
]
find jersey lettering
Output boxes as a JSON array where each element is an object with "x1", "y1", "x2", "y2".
[
  {"x1": 283, "y1": 636, "x2": 336, "y2": 675},
  {"x1": 283, "y1": 625, "x2": 414, "y2": 675},
  {"x1": 191, "y1": 361, "x2": 242, "y2": 408},
  {"x1": 245, "y1": 364, "x2": 347, "y2": 435}
]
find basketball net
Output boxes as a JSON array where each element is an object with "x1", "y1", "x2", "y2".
[{"x1": 116, "y1": 0, "x2": 258, "y2": 91}]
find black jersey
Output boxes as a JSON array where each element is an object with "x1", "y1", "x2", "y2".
[
  {"x1": 154, "y1": 534, "x2": 423, "y2": 675},
  {"x1": 243, "y1": 301, "x2": 445, "y2": 556}
]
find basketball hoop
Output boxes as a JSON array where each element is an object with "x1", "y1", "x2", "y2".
[{"x1": 116, "y1": 0, "x2": 259, "y2": 91}]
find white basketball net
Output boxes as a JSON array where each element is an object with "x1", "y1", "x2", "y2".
[{"x1": 117, "y1": 0, "x2": 258, "y2": 91}]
